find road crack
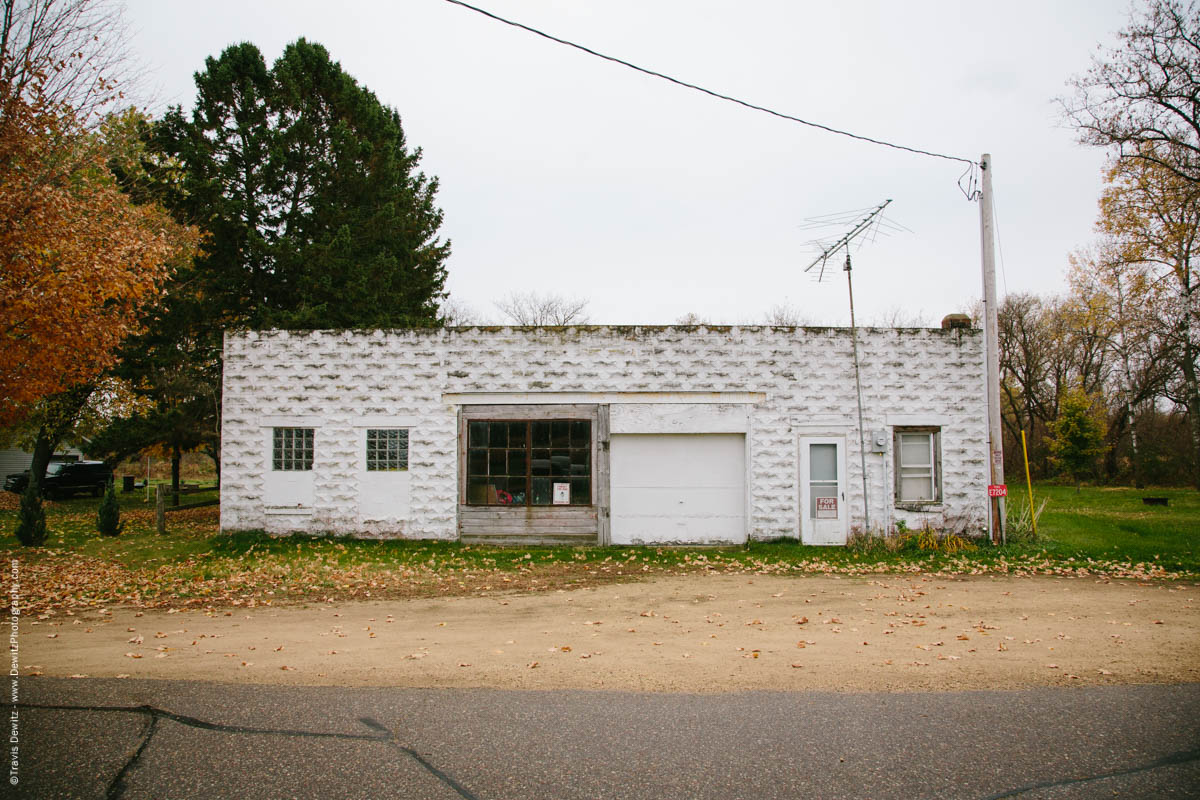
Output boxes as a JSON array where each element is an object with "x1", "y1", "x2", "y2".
[
  {"x1": 5, "y1": 702, "x2": 478, "y2": 799},
  {"x1": 982, "y1": 747, "x2": 1200, "y2": 798}
]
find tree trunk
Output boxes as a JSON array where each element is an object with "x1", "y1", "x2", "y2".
[
  {"x1": 1126, "y1": 398, "x2": 1142, "y2": 489},
  {"x1": 1103, "y1": 415, "x2": 1124, "y2": 483},
  {"x1": 1116, "y1": 316, "x2": 1142, "y2": 488},
  {"x1": 27, "y1": 385, "x2": 94, "y2": 493},
  {"x1": 28, "y1": 428, "x2": 56, "y2": 494},
  {"x1": 171, "y1": 442, "x2": 181, "y2": 507},
  {"x1": 1184, "y1": 350, "x2": 1200, "y2": 489},
  {"x1": 213, "y1": 358, "x2": 223, "y2": 490},
  {"x1": 203, "y1": 442, "x2": 221, "y2": 488},
  {"x1": 1182, "y1": 283, "x2": 1200, "y2": 490}
]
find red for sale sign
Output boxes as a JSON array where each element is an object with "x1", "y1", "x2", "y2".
[
  {"x1": 988, "y1": 484, "x2": 1008, "y2": 498},
  {"x1": 815, "y1": 496, "x2": 838, "y2": 519}
]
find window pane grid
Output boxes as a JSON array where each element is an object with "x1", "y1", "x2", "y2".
[
  {"x1": 367, "y1": 429, "x2": 408, "y2": 471},
  {"x1": 273, "y1": 427, "x2": 313, "y2": 471},
  {"x1": 465, "y1": 419, "x2": 591, "y2": 506},
  {"x1": 895, "y1": 429, "x2": 938, "y2": 503}
]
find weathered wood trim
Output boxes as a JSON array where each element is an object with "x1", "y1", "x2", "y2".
[
  {"x1": 458, "y1": 505, "x2": 599, "y2": 537},
  {"x1": 744, "y1": 412, "x2": 754, "y2": 542},
  {"x1": 459, "y1": 404, "x2": 601, "y2": 421},
  {"x1": 457, "y1": 406, "x2": 467, "y2": 508},
  {"x1": 892, "y1": 425, "x2": 943, "y2": 507},
  {"x1": 446, "y1": 391, "x2": 766, "y2": 405},
  {"x1": 460, "y1": 507, "x2": 597, "y2": 520},
  {"x1": 456, "y1": 403, "x2": 601, "y2": 539},
  {"x1": 460, "y1": 533, "x2": 598, "y2": 547},
  {"x1": 596, "y1": 404, "x2": 611, "y2": 546}
]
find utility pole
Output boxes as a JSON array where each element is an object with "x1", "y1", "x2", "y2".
[{"x1": 980, "y1": 153, "x2": 1005, "y2": 544}]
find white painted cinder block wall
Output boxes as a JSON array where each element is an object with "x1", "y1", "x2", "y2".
[{"x1": 220, "y1": 326, "x2": 988, "y2": 540}]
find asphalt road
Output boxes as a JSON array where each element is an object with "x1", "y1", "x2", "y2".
[{"x1": 4, "y1": 678, "x2": 1198, "y2": 799}]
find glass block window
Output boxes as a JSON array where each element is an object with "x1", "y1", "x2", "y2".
[
  {"x1": 465, "y1": 419, "x2": 591, "y2": 506},
  {"x1": 367, "y1": 429, "x2": 409, "y2": 471},
  {"x1": 273, "y1": 427, "x2": 313, "y2": 471}
]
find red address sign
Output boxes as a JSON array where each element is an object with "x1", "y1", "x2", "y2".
[{"x1": 988, "y1": 484, "x2": 1008, "y2": 498}]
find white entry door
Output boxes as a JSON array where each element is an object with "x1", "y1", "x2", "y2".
[{"x1": 799, "y1": 437, "x2": 847, "y2": 545}]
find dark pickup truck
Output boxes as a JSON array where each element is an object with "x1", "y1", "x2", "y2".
[{"x1": 4, "y1": 461, "x2": 113, "y2": 499}]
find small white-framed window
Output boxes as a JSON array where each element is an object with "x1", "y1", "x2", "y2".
[
  {"x1": 894, "y1": 427, "x2": 940, "y2": 505},
  {"x1": 273, "y1": 427, "x2": 314, "y2": 471},
  {"x1": 366, "y1": 428, "x2": 409, "y2": 471}
]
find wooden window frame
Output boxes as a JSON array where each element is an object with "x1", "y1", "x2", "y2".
[
  {"x1": 459, "y1": 405, "x2": 601, "y2": 509},
  {"x1": 893, "y1": 426, "x2": 942, "y2": 508},
  {"x1": 464, "y1": 418, "x2": 593, "y2": 507}
]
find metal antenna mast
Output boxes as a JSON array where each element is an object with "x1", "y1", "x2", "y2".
[
  {"x1": 803, "y1": 200, "x2": 893, "y2": 277},
  {"x1": 804, "y1": 199, "x2": 893, "y2": 534}
]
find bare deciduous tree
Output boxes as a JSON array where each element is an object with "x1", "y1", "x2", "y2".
[
  {"x1": 1066, "y1": 244, "x2": 1174, "y2": 486},
  {"x1": 1096, "y1": 154, "x2": 1200, "y2": 485},
  {"x1": 1061, "y1": 0, "x2": 1200, "y2": 183},
  {"x1": 494, "y1": 292, "x2": 589, "y2": 326},
  {"x1": 763, "y1": 303, "x2": 810, "y2": 326},
  {"x1": 0, "y1": 0, "x2": 138, "y2": 124},
  {"x1": 868, "y1": 307, "x2": 929, "y2": 327},
  {"x1": 438, "y1": 297, "x2": 484, "y2": 326},
  {"x1": 674, "y1": 312, "x2": 709, "y2": 325}
]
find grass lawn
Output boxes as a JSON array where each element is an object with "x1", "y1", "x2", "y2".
[
  {"x1": 1, "y1": 483, "x2": 1196, "y2": 613},
  {"x1": 1007, "y1": 484, "x2": 1199, "y2": 572}
]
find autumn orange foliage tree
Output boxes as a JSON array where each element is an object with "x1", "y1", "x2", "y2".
[
  {"x1": 0, "y1": 91, "x2": 195, "y2": 427},
  {"x1": 0, "y1": 0, "x2": 197, "y2": 431}
]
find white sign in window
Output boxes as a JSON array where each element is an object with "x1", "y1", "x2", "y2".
[{"x1": 552, "y1": 482, "x2": 570, "y2": 505}]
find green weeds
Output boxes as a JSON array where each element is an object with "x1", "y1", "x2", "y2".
[{"x1": 2, "y1": 483, "x2": 1196, "y2": 613}]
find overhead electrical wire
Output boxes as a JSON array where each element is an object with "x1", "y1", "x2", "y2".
[
  {"x1": 992, "y1": 188, "x2": 1010, "y2": 297},
  {"x1": 442, "y1": 0, "x2": 978, "y2": 168}
]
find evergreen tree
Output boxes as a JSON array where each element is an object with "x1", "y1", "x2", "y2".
[
  {"x1": 95, "y1": 39, "x2": 450, "y2": 475},
  {"x1": 14, "y1": 482, "x2": 47, "y2": 547},
  {"x1": 151, "y1": 38, "x2": 449, "y2": 330},
  {"x1": 96, "y1": 481, "x2": 124, "y2": 537}
]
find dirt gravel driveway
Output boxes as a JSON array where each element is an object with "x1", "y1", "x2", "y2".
[{"x1": 24, "y1": 573, "x2": 1200, "y2": 692}]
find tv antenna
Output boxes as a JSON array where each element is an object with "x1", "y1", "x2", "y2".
[
  {"x1": 801, "y1": 198, "x2": 895, "y2": 534},
  {"x1": 802, "y1": 199, "x2": 895, "y2": 278}
]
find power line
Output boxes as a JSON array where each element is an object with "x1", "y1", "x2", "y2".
[
  {"x1": 441, "y1": 0, "x2": 977, "y2": 167},
  {"x1": 992, "y1": 186, "x2": 1010, "y2": 297}
]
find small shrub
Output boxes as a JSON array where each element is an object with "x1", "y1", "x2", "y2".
[
  {"x1": 848, "y1": 529, "x2": 912, "y2": 556},
  {"x1": 96, "y1": 482, "x2": 124, "y2": 537},
  {"x1": 15, "y1": 483, "x2": 48, "y2": 547},
  {"x1": 938, "y1": 533, "x2": 975, "y2": 555},
  {"x1": 897, "y1": 526, "x2": 976, "y2": 554},
  {"x1": 847, "y1": 530, "x2": 888, "y2": 555},
  {"x1": 1005, "y1": 497, "x2": 1048, "y2": 544},
  {"x1": 915, "y1": 527, "x2": 938, "y2": 551}
]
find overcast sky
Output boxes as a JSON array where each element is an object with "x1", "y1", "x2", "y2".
[{"x1": 124, "y1": 0, "x2": 1132, "y2": 326}]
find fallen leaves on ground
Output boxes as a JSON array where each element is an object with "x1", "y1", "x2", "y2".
[{"x1": 2, "y1": 504, "x2": 1193, "y2": 614}]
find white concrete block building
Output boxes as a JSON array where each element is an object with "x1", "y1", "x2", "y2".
[{"x1": 220, "y1": 325, "x2": 989, "y2": 545}]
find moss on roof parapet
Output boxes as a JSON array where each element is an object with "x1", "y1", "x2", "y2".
[{"x1": 232, "y1": 324, "x2": 977, "y2": 336}]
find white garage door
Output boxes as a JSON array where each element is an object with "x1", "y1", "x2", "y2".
[{"x1": 610, "y1": 433, "x2": 746, "y2": 545}]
